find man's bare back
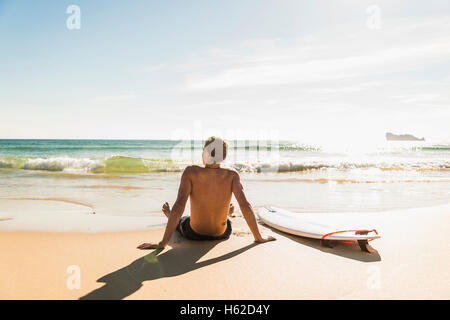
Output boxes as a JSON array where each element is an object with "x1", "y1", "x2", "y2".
[
  {"x1": 137, "y1": 137, "x2": 275, "y2": 250},
  {"x1": 188, "y1": 165, "x2": 234, "y2": 236}
]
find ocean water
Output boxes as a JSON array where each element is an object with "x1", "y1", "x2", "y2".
[
  {"x1": 0, "y1": 139, "x2": 449, "y2": 173},
  {"x1": 0, "y1": 139, "x2": 449, "y2": 230}
]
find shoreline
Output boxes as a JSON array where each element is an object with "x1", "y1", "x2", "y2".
[
  {"x1": 2, "y1": 163, "x2": 450, "y2": 222},
  {"x1": 1, "y1": 204, "x2": 449, "y2": 299}
]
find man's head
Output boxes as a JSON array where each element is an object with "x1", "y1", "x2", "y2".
[{"x1": 202, "y1": 136, "x2": 228, "y2": 165}]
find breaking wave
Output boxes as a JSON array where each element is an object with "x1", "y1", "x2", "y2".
[{"x1": 0, "y1": 155, "x2": 449, "y2": 174}]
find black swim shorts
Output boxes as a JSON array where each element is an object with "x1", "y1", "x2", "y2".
[{"x1": 176, "y1": 216, "x2": 232, "y2": 241}]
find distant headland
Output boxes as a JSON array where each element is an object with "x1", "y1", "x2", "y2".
[{"x1": 386, "y1": 132, "x2": 425, "y2": 141}]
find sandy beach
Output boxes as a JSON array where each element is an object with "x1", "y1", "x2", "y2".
[
  {"x1": 1, "y1": 203, "x2": 449, "y2": 300},
  {"x1": 2, "y1": 0, "x2": 450, "y2": 305}
]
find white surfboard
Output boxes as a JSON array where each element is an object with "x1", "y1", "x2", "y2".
[{"x1": 257, "y1": 206, "x2": 380, "y2": 252}]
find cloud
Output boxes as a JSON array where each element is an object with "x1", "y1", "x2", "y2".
[{"x1": 178, "y1": 16, "x2": 450, "y2": 91}]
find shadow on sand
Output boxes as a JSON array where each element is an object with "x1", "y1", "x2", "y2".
[
  {"x1": 80, "y1": 239, "x2": 257, "y2": 300},
  {"x1": 267, "y1": 227, "x2": 381, "y2": 262}
]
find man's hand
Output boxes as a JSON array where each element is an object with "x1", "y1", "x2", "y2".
[
  {"x1": 137, "y1": 241, "x2": 166, "y2": 250},
  {"x1": 254, "y1": 235, "x2": 276, "y2": 244}
]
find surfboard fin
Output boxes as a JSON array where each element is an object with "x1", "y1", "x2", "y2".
[{"x1": 358, "y1": 240, "x2": 377, "y2": 253}]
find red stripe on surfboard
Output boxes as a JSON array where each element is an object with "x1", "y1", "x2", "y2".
[{"x1": 321, "y1": 229, "x2": 379, "y2": 242}]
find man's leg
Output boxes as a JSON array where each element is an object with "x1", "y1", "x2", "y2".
[
  {"x1": 228, "y1": 203, "x2": 235, "y2": 217},
  {"x1": 162, "y1": 202, "x2": 171, "y2": 218},
  {"x1": 162, "y1": 202, "x2": 186, "y2": 234}
]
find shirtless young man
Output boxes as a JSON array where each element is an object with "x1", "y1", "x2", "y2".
[{"x1": 137, "y1": 136, "x2": 276, "y2": 250}]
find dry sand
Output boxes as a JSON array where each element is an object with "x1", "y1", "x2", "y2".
[{"x1": 0, "y1": 204, "x2": 449, "y2": 299}]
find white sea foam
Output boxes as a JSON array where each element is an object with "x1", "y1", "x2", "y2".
[
  {"x1": 0, "y1": 155, "x2": 449, "y2": 174},
  {"x1": 22, "y1": 157, "x2": 103, "y2": 172}
]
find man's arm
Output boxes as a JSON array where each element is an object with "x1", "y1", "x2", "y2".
[
  {"x1": 138, "y1": 167, "x2": 192, "y2": 249},
  {"x1": 232, "y1": 172, "x2": 275, "y2": 244}
]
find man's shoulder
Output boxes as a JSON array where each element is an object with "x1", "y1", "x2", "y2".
[
  {"x1": 183, "y1": 165, "x2": 200, "y2": 173},
  {"x1": 219, "y1": 166, "x2": 240, "y2": 178}
]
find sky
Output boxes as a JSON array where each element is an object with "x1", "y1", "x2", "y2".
[{"x1": 0, "y1": 0, "x2": 449, "y2": 143}]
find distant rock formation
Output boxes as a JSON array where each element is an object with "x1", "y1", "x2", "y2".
[{"x1": 386, "y1": 132, "x2": 425, "y2": 141}]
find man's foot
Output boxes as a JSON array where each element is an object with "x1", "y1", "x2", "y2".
[
  {"x1": 228, "y1": 203, "x2": 235, "y2": 217},
  {"x1": 162, "y1": 202, "x2": 171, "y2": 218}
]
